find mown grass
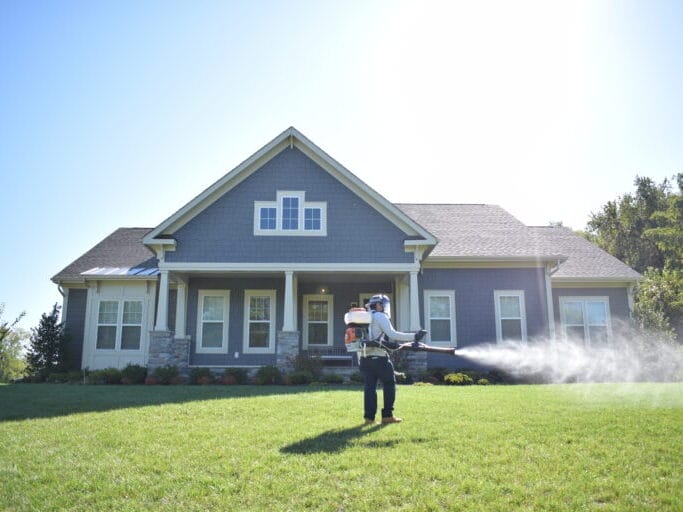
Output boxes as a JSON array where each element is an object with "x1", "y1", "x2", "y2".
[{"x1": 0, "y1": 383, "x2": 681, "y2": 511}]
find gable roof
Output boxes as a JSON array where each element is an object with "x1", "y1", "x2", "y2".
[
  {"x1": 52, "y1": 228, "x2": 158, "y2": 283},
  {"x1": 528, "y1": 226, "x2": 642, "y2": 281},
  {"x1": 143, "y1": 126, "x2": 437, "y2": 248},
  {"x1": 396, "y1": 204, "x2": 565, "y2": 262}
]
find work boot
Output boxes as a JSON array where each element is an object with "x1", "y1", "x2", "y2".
[{"x1": 381, "y1": 416, "x2": 402, "y2": 424}]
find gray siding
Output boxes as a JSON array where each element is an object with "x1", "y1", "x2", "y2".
[
  {"x1": 421, "y1": 268, "x2": 550, "y2": 369},
  {"x1": 166, "y1": 147, "x2": 413, "y2": 264},
  {"x1": 64, "y1": 288, "x2": 87, "y2": 370},
  {"x1": 188, "y1": 277, "x2": 283, "y2": 367}
]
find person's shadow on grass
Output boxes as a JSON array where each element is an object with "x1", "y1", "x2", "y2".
[{"x1": 280, "y1": 423, "x2": 395, "y2": 454}]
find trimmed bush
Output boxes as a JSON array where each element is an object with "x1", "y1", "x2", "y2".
[
  {"x1": 87, "y1": 368, "x2": 122, "y2": 385},
  {"x1": 254, "y1": 365, "x2": 282, "y2": 385},
  {"x1": 190, "y1": 368, "x2": 215, "y2": 385},
  {"x1": 288, "y1": 370, "x2": 314, "y2": 385},
  {"x1": 444, "y1": 372, "x2": 474, "y2": 386},
  {"x1": 476, "y1": 378, "x2": 491, "y2": 385},
  {"x1": 121, "y1": 364, "x2": 147, "y2": 385},
  {"x1": 349, "y1": 371, "x2": 364, "y2": 384},
  {"x1": 222, "y1": 368, "x2": 248, "y2": 384},
  {"x1": 152, "y1": 365, "x2": 179, "y2": 385},
  {"x1": 320, "y1": 373, "x2": 344, "y2": 384}
]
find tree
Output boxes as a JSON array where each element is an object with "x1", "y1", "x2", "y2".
[
  {"x1": 585, "y1": 174, "x2": 683, "y2": 342},
  {"x1": 26, "y1": 304, "x2": 67, "y2": 378},
  {"x1": 0, "y1": 304, "x2": 27, "y2": 382},
  {"x1": 586, "y1": 174, "x2": 682, "y2": 274}
]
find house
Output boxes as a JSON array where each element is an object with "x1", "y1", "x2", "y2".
[{"x1": 52, "y1": 127, "x2": 641, "y2": 375}]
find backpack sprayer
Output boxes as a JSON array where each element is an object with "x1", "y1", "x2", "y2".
[{"x1": 343, "y1": 305, "x2": 457, "y2": 355}]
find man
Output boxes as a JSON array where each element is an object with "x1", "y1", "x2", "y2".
[{"x1": 361, "y1": 294, "x2": 426, "y2": 425}]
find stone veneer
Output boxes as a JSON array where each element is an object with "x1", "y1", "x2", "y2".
[
  {"x1": 276, "y1": 331, "x2": 300, "y2": 373},
  {"x1": 148, "y1": 331, "x2": 191, "y2": 377}
]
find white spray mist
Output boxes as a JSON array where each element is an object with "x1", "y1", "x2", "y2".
[{"x1": 454, "y1": 334, "x2": 683, "y2": 383}]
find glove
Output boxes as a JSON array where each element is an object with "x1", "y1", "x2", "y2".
[{"x1": 414, "y1": 329, "x2": 427, "y2": 342}]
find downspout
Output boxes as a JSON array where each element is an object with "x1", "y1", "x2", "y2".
[{"x1": 545, "y1": 260, "x2": 561, "y2": 340}]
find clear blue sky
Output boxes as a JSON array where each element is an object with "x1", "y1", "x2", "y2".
[{"x1": 1, "y1": 0, "x2": 682, "y2": 330}]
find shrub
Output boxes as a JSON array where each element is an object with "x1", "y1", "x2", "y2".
[
  {"x1": 222, "y1": 368, "x2": 248, "y2": 384},
  {"x1": 476, "y1": 378, "x2": 490, "y2": 385},
  {"x1": 320, "y1": 373, "x2": 344, "y2": 384},
  {"x1": 87, "y1": 367, "x2": 122, "y2": 385},
  {"x1": 289, "y1": 354, "x2": 323, "y2": 379},
  {"x1": 288, "y1": 370, "x2": 314, "y2": 385},
  {"x1": 190, "y1": 368, "x2": 215, "y2": 385},
  {"x1": 254, "y1": 365, "x2": 282, "y2": 385},
  {"x1": 121, "y1": 364, "x2": 147, "y2": 385},
  {"x1": 152, "y1": 365, "x2": 179, "y2": 385},
  {"x1": 349, "y1": 371, "x2": 364, "y2": 384},
  {"x1": 444, "y1": 372, "x2": 474, "y2": 385}
]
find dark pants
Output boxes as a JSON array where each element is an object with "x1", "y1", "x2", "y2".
[{"x1": 360, "y1": 356, "x2": 396, "y2": 419}]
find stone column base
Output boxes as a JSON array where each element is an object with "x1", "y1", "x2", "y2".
[
  {"x1": 148, "y1": 331, "x2": 190, "y2": 377},
  {"x1": 276, "y1": 331, "x2": 300, "y2": 373}
]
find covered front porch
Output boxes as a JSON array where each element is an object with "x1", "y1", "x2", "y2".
[{"x1": 148, "y1": 266, "x2": 424, "y2": 374}]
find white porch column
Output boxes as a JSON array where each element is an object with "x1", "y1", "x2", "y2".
[
  {"x1": 409, "y1": 270, "x2": 421, "y2": 330},
  {"x1": 155, "y1": 270, "x2": 170, "y2": 331},
  {"x1": 174, "y1": 279, "x2": 188, "y2": 337},
  {"x1": 283, "y1": 271, "x2": 296, "y2": 331}
]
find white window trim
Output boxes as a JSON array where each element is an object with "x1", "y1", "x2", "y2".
[
  {"x1": 254, "y1": 190, "x2": 327, "y2": 236},
  {"x1": 95, "y1": 299, "x2": 145, "y2": 352},
  {"x1": 196, "y1": 290, "x2": 230, "y2": 354},
  {"x1": 423, "y1": 290, "x2": 457, "y2": 347},
  {"x1": 558, "y1": 296, "x2": 612, "y2": 345},
  {"x1": 303, "y1": 294, "x2": 334, "y2": 348},
  {"x1": 494, "y1": 290, "x2": 527, "y2": 343},
  {"x1": 243, "y1": 289, "x2": 277, "y2": 354}
]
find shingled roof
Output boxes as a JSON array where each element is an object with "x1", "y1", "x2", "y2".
[
  {"x1": 52, "y1": 228, "x2": 158, "y2": 283},
  {"x1": 52, "y1": 206, "x2": 640, "y2": 284},
  {"x1": 395, "y1": 204, "x2": 563, "y2": 260},
  {"x1": 528, "y1": 226, "x2": 642, "y2": 281}
]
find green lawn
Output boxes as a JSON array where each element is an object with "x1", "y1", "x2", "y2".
[{"x1": 0, "y1": 383, "x2": 681, "y2": 511}]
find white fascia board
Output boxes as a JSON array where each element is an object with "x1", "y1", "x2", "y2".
[
  {"x1": 424, "y1": 255, "x2": 568, "y2": 267},
  {"x1": 552, "y1": 277, "x2": 641, "y2": 287},
  {"x1": 159, "y1": 262, "x2": 421, "y2": 273}
]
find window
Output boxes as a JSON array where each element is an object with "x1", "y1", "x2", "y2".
[
  {"x1": 303, "y1": 295, "x2": 333, "y2": 347},
  {"x1": 423, "y1": 291, "x2": 456, "y2": 346},
  {"x1": 259, "y1": 207, "x2": 276, "y2": 230},
  {"x1": 282, "y1": 196, "x2": 299, "y2": 230},
  {"x1": 96, "y1": 300, "x2": 143, "y2": 351},
  {"x1": 196, "y1": 290, "x2": 230, "y2": 353},
  {"x1": 254, "y1": 191, "x2": 326, "y2": 236},
  {"x1": 243, "y1": 290, "x2": 276, "y2": 353},
  {"x1": 559, "y1": 297, "x2": 610, "y2": 345},
  {"x1": 494, "y1": 291, "x2": 527, "y2": 343},
  {"x1": 304, "y1": 208, "x2": 321, "y2": 231}
]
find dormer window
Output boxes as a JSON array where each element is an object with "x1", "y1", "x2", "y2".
[{"x1": 254, "y1": 191, "x2": 326, "y2": 236}]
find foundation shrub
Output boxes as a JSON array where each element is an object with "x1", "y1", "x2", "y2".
[
  {"x1": 87, "y1": 368, "x2": 122, "y2": 385},
  {"x1": 152, "y1": 365, "x2": 179, "y2": 385},
  {"x1": 444, "y1": 372, "x2": 474, "y2": 385},
  {"x1": 320, "y1": 373, "x2": 344, "y2": 384},
  {"x1": 190, "y1": 368, "x2": 215, "y2": 385},
  {"x1": 288, "y1": 370, "x2": 314, "y2": 385},
  {"x1": 349, "y1": 371, "x2": 364, "y2": 384},
  {"x1": 254, "y1": 365, "x2": 282, "y2": 385},
  {"x1": 221, "y1": 368, "x2": 248, "y2": 384},
  {"x1": 121, "y1": 364, "x2": 147, "y2": 385}
]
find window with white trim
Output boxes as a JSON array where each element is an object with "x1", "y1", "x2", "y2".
[
  {"x1": 423, "y1": 290, "x2": 456, "y2": 346},
  {"x1": 196, "y1": 290, "x2": 230, "y2": 353},
  {"x1": 559, "y1": 297, "x2": 610, "y2": 345},
  {"x1": 243, "y1": 290, "x2": 276, "y2": 354},
  {"x1": 254, "y1": 191, "x2": 327, "y2": 236},
  {"x1": 494, "y1": 290, "x2": 527, "y2": 343},
  {"x1": 96, "y1": 299, "x2": 143, "y2": 351},
  {"x1": 303, "y1": 295, "x2": 333, "y2": 347}
]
